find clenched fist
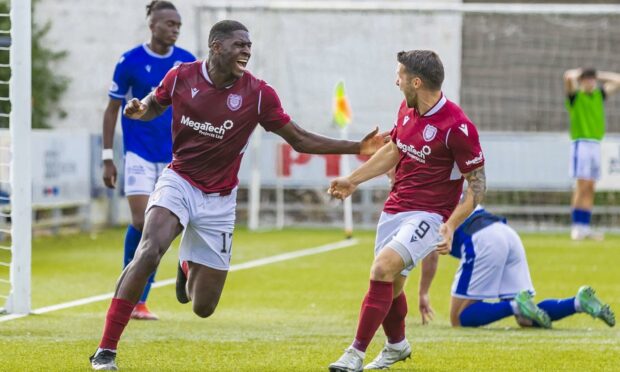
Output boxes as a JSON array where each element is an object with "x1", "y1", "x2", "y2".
[{"x1": 123, "y1": 98, "x2": 148, "y2": 119}]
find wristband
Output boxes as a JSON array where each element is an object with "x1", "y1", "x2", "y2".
[{"x1": 102, "y1": 148, "x2": 114, "y2": 161}]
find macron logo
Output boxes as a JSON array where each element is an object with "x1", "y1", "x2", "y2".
[
  {"x1": 403, "y1": 116, "x2": 410, "y2": 126},
  {"x1": 459, "y1": 124, "x2": 469, "y2": 136},
  {"x1": 191, "y1": 88, "x2": 199, "y2": 98}
]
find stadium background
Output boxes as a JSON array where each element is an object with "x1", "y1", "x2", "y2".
[
  {"x1": 0, "y1": 1, "x2": 619, "y2": 370},
  {"x1": 13, "y1": 0, "x2": 617, "y2": 233}
]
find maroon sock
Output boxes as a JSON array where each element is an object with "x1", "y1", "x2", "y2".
[
  {"x1": 382, "y1": 292, "x2": 408, "y2": 344},
  {"x1": 99, "y1": 298, "x2": 136, "y2": 350},
  {"x1": 352, "y1": 280, "x2": 393, "y2": 352}
]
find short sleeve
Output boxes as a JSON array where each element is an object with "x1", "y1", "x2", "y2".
[
  {"x1": 258, "y1": 84, "x2": 291, "y2": 132},
  {"x1": 447, "y1": 121, "x2": 485, "y2": 174},
  {"x1": 108, "y1": 55, "x2": 130, "y2": 100},
  {"x1": 390, "y1": 122, "x2": 398, "y2": 143},
  {"x1": 153, "y1": 65, "x2": 179, "y2": 107}
]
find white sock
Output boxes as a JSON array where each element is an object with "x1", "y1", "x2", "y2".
[
  {"x1": 387, "y1": 338, "x2": 409, "y2": 350},
  {"x1": 574, "y1": 297, "x2": 582, "y2": 313},
  {"x1": 96, "y1": 348, "x2": 116, "y2": 356},
  {"x1": 509, "y1": 300, "x2": 521, "y2": 316}
]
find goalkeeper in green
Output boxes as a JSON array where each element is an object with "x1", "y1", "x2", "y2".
[{"x1": 563, "y1": 67, "x2": 620, "y2": 240}]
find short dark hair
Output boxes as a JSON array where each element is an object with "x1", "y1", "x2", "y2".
[
  {"x1": 208, "y1": 20, "x2": 249, "y2": 45},
  {"x1": 579, "y1": 68, "x2": 597, "y2": 80},
  {"x1": 146, "y1": 1, "x2": 176, "y2": 17},
  {"x1": 397, "y1": 50, "x2": 444, "y2": 90}
]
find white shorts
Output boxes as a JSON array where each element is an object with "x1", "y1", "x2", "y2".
[
  {"x1": 570, "y1": 140, "x2": 601, "y2": 181},
  {"x1": 375, "y1": 211, "x2": 443, "y2": 276},
  {"x1": 451, "y1": 222, "x2": 534, "y2": 300},
  {"x1": 124, "y1": 151, "x2": 169, "y2": 196},
  {"x1": 147, "y1": 168, "x2": 236, "y2": 271}
]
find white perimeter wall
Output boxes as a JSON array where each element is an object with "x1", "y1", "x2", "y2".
[{"x1": 36, "y1": 0, "x2": 462, "y2": 134}]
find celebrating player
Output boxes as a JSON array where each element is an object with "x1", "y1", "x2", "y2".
[
  {"x1": 563, "y1": 67, "x2": 620, "y2": 240},
  {"x1": 101, "y1": 0, "x2": 195, "y2": 321},
  {"x1": 327, "y1": 50, "x2": 486, "y2": 372},
  {"x1": 448, "y1": 207, "x2": 615, "y2": 329},
  {"x1": 89, "y1": 20, "x2": 388, "y2": 371}
]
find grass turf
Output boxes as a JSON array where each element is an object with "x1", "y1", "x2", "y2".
[{"x1": 0, "y1": 228, "x2": 618, "y2": 371}]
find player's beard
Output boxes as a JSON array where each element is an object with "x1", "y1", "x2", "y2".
[{"x1": 406, "y1": 91, "x2": 418, "y2": 110}]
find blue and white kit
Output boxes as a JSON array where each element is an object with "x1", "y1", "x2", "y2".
[{"x1": 450, "y1": 209, "x2": 534, "y2": 300}]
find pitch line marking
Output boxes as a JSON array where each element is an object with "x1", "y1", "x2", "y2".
[{"x1": 0, "y1": 239, "x2": 358, "y2": 323}]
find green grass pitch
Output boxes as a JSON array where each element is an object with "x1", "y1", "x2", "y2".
[{"x1": 1, "y1": 228, "x2": 618, "y2": 371}]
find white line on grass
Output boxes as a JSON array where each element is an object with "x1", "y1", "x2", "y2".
[{"x1": 0, "y1": 239, "x2": 358, "y2": 323}]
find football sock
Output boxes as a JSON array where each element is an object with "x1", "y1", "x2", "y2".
[
  {"x1": 571, "y1": 209, "x2": 592, "y2": 227},
  {"x1": 382, "y1": 292, "x2": 407, "y2": 344},
  {"x1": 459, "y1": 301, "x2": 513, "y2": 327},
  {"x1": 124, "y1": 225, "x2": 154, "y2": 304},
  {"x1": 99, "y1": 298, "x2": 135, "y2": 350},
  {"x1": 123, "y1": 225, "x2": 142, "y2": 268},
  {"x1": 537, "y1": 298, "x2": 577, "y2": 321},
  {"x1": 352, "y1": 280, "x2": 393, "y2": 352}
]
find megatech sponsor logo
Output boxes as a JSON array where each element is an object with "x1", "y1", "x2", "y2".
[
  {"x1": 465, "y1": 151, "x2": 484, "y2": 166},
  {"x1": 396, "y1": 138, "x2": 431, "y2": 163},
  {"x1": 180, "y1": 115, "x2": 234, "y2": 139}
]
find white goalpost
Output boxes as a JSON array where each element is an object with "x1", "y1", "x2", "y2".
[{"x1": 1, "y1": 0, "x2": 32, "y2": 315}]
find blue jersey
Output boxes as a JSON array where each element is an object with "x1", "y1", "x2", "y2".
[
  {"x1": 108, "y1": 43, "x2": 195, "y2": 163},
  {"x1": 450, "y1": 209, "x2": 506, "y2": 258}
]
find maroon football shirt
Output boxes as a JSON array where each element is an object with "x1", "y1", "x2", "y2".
[
  {"x1": 154, "y1": 60, "x2": 291, "y2": 193},
  {"x1": 384, "y1": 95, "x2": 485, "y2": 220}
]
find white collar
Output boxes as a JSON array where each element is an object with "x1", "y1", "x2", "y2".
[
  {"x1": 423, "y1": 93, "x2": 447, "y2": 117},
  {"x1": 201, "y1": 59, "x2": 241, "y2": 89},
  {"x1": 142, "y1": 43, "x2": 174, "y2": 59}
]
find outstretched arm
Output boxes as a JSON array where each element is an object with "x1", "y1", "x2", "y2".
[
  {"x1": 436, "y1": 166, "x2": 486, "y2": 254},
  {"x1": 123, "y1": 92, "x2": 169, "y2": 121},
  {"x1": 598, "y1": 71, "x2": 620, "y2": 97},
  {"x1": 564, "y1": 68, "x2": 581, "y2": 95},
  {"x1": 274, "y1": 121, "x2": 389, "y2": 155},
  {"x1": 328, "y1": 141, "x2": 400, "y2": 200}
]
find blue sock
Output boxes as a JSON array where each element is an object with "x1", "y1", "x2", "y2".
[
  {"x1": 459, "y1": 301, "x2": 514, "y2": 327},
  {"x1": 123, "y1": 225, "x2": 154, "y2": 303},
  {"x1": 537, "y1": 298, "x2": 576, "y2": 321},
  {"x1": 571, "y1": 209, "x2": 591, "y2": 225}
]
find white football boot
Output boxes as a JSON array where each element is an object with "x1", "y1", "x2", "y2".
[{"x1": 364, "y1": 340, "x2": 412, "y2": 370}]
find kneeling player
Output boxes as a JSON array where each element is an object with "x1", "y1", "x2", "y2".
[{"x1": 450, "y1": 207, "x2": 615, "y2": 329}]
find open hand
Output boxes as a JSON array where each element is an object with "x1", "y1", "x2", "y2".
[
  {"x1": 359, "y1": 126, "x2": 391, "y2": 156},
  {"x1": 102, "y1": 161, "x2": 117, "y2": 189},
  {"x1": 123, "y1": 98, "x2": 148, "y2": 119},
  {"x1": 419, "y1": 292, "x2": 435, "y2": 325}
]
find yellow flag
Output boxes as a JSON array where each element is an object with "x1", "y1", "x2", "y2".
[{"x1": 333, "y1": 80, "x2": 352, "y2": 128}]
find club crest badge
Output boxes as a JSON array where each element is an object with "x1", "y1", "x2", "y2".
[
  {"x1": 423, "y1": 124, "x2": 437, "y2": 142},
  {"x1": 227, "y1": 94, "x2": 243, "y2": 111}
]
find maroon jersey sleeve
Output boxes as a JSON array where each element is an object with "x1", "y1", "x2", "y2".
[
  {"x1": 153, "y1": 66, "x2": 179, "y2": 106},
  {"x1": 447, "y1": 121, "x2": 485, "y2": 174},
  {"x1": 390, "y1": 100, "x2": 407, "y2": 143},
  {"x1": 389, "y1": 122, "x2": 399, "y2": 144},
  {"x1": 258, "y1": 84, "x2": 291, "y2": 132}
]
